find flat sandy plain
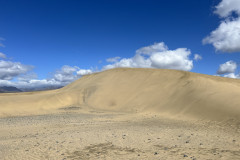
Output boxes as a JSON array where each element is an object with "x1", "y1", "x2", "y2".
[
  {"x1": 0, "y1": 68, "x2": 240, "y2": 159},
  {"x1": 1, "y1": 109, "x2": 240, "y2": 160}
]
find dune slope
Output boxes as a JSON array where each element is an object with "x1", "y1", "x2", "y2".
[{"x1": 0, "y1": 68, "x2": 240, "y2": 121}]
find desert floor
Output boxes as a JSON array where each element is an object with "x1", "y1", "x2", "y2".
[{"x1": 0, "y1": 108, "x2": 240, "y2": 160}]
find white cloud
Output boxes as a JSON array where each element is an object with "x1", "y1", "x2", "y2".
[
  {"x1": 223, "y1": 73, "x2": 240, "y2": 79},
  {"x1": 194, "y1": 54, "x2": 202, "y2": 61},
  {"x1": 203, "y1": 0, "x2": 240, "y2": 53},
  {"x1": 77, "y1": 69, "x2": 93, "y2": 76},
  {"x1": 106, "y1": 57, "x2": 121, "y2": 63},
  {"x1": 16, "y1": 66, "x2": 94, "y2": 89},
  {"x1": 136, "y1": 42, "x2": 168, "y2": 54},
  {"x1": 104, "y1": 54, "x2": 151, "y2": 69},
  {"x1": 214, "y1": 0, "x2": 240, "y2": 18},
  {"x1": 150, "y1": 48, "x2": 193, "y2": 70},
  {"x1": 217, "y1": 60, "x2": 237, "y2": 74},
  {"x1": 216, "y1": 60, "x2": 240, "y2": 79},
  {"x1": 52, "y1": 65, "x2": 93, "y2": 84},
  {"x1": 53, "y1": 65, "x2": 78, "y2": 83},
  {"x1": 0, "y1": 60, "x2": 33, "y2": 80},
  {"x1": 203, "y1": 18, "x2": 240, "y2": 52},
  {"x1": 17, "y1": 67, "x2": 93, "y2": 89},
  {"x1": 0, "y1": 52, "x2": 6, "y2": 59},
  {"x1": 0, "y1": 59, "x2": 94, "y2": 89},
  {"x1": 103, "y1": 42, "x2": 193, "y2": 71}
]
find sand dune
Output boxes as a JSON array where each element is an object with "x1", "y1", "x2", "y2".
[
  {"x1": 1, "y1": 68, "x2": 240, "y2": 160},
  {"x1": 0, "y1": 68, "x2": 240, "y2": 121}
]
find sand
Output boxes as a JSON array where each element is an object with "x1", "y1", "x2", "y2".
[
  {"x1": 1, "y1": 110, "x2": 240, "y2": 160},
  {"x1": 1, "y1": 68, "x2": 240, "y2": 121},
  {"x1": 0, "y1": 68, "x2": 240, "y2": 159}
]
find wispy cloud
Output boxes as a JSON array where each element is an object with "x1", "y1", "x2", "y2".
[
  {"x1": 77, "y1": 69, "x2": 93, "y2": 76},
  {"x1": 106, "y1": 56, "x2": 121, "y2": 63},
  {"x1": 0, "y1": 37, "x2": 5, "y2": 48},
  {"x1": 193, "y1": 54, "x2": 202, "y2": 61},
  {"x1": 0, "y1": 52, "x2": 6, "y2": 59}
]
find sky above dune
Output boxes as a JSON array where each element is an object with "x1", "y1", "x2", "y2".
[{"x1": 0, "y1": 0, "x2": 240, "y2": 89}]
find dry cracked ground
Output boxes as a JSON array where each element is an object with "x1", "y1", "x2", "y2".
[{"x1": 0, "y1": 107, "x2": 240, "y2": 160}]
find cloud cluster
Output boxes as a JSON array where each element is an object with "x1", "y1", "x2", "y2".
[
  {"x1": 203, "y1": 0, "x2": 240, "y2": 53},
  {"x1": 53, "y1": 65, "x2": 78, "y2": 83},
  {"x1": 216, "y1": 60, "x2": 239, "y2": 78},
  {"x1": 217, "y1": 60, "x2": 237, "y2": 74},
  {"x1": 52, "y1": 66, "x2": 93, "y2": 84},
  {"x1": 0, "y1": 42, "x2": 198, "y2": 90},
  {"x1": 0, "y1": 59, "x2": 94, "y2": 89},
  {"x1": 0, "y1": 60, "x2": 33, "y2": 80},
  {"x1": 18, "y1": 66, "x2": 93, "y2": 90},
  {"x1": 104, "y1": 42, "x2": 194, "y2": 71},
  {"x1": 136, "y1": 42, "x2": 168, "y2": 54},
  {"x1": 0, "y1": 37, "x2": 94, "y2": 89},
  {"x1": 0, "y1": 39, "x2": 42, "y2": 88}
]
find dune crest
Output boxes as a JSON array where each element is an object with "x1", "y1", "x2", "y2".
[{"x1": 0, "y1": 68, "x2": 240, "y2": 121}]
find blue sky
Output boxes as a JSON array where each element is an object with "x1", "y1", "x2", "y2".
[{"x1": 0, "y1": 0, "x2": 240, "y2": 89}]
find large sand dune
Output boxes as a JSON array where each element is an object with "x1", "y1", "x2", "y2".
[{"x1": 1, "y1": 68, "x2": 240, "y2": 121}]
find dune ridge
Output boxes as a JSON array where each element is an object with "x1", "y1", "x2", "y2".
[{"x1": 0, "y1": 68, "x2": 240, "y2": 121}]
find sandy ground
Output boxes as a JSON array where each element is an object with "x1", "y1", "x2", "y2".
[{"x1": 1, "y1": 108, "x2": 239, "y2": 160}]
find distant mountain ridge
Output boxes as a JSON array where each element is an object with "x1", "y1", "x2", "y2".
[
  {"x1": 0, "y1": 86, "x2": 63, "y2": 93},
  {"x1": 0, "y1": 86, "x2": 22, "y2": 93},
  {"x1": 21, "y1": 86, "x2": 63, "y2": 92}
]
